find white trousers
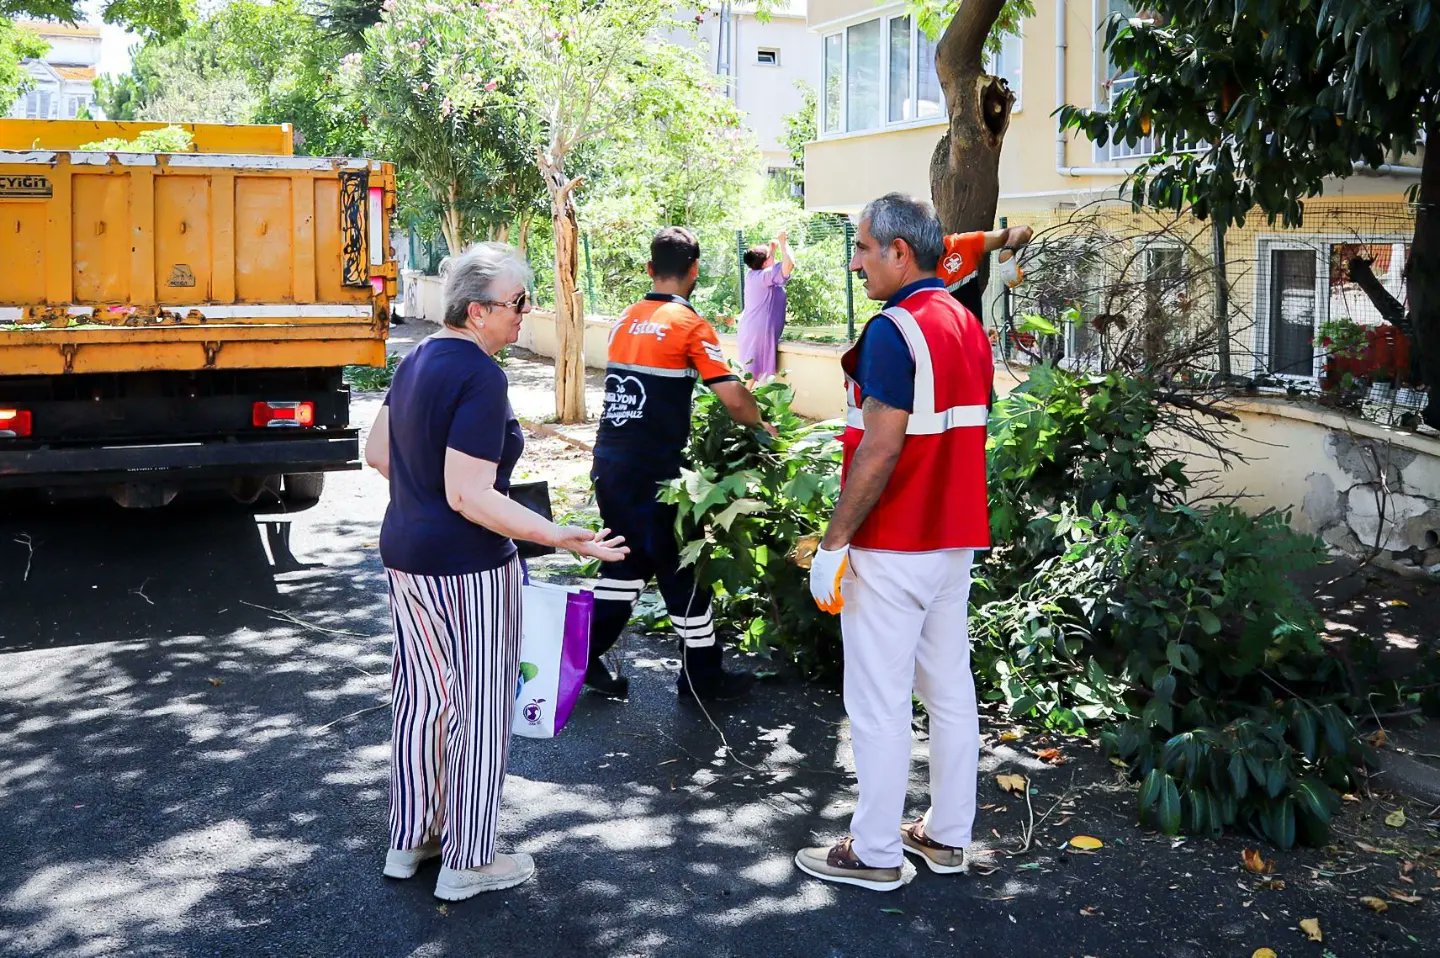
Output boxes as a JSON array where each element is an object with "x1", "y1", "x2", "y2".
[{"x1": 841, "y1": 547, "x2": 978, "y2": 868}]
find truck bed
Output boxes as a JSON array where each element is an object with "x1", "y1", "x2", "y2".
[{"x1": 0, "y1": 147, "x2": 394, "y2": 376}]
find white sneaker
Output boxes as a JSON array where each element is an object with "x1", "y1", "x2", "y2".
[
  {"x1": 383, "y1": 839, "x2": 441, "y2": 879},
  {"x1": 433, "y1": 853, "x2": 536, "y2": 901}
]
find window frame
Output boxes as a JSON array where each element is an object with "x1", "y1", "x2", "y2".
[
  {"x1": 1253, "y1": 234, "x2": 1414, "y2": 382},
  {"x1": 756, "y1": 47, "x2": 780, "y2": 67},
  {"x1": 817, "y1": 5, "x2": 948, "y2": 140}
]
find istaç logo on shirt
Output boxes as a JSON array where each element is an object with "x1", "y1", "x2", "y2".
[{"x1": 603, "y1": 374, "x2": 647, "y2": 426}]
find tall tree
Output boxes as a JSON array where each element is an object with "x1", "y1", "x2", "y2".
[
  {"x1": 912, "y1": 0, "x2": 1034, "y2": 236},
  {"x1": 481, "y1": 0, "x2": 712, "y2": 423},
  {"x1": 0, "y1": 20, "x2": 48, "y2": 108},
  {"x1": 346, "y1": 0, "x2": 540, "y2": 256},
  {"x1": 1059, "y1": 2, "x2": 1440, "y2": 429}
]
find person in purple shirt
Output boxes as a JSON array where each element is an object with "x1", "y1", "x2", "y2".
[{"x1": 737, "y1": 230, "x2": 796, "y2": 381}]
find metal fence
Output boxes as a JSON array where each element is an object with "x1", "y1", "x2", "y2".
[
  {"x1": 525, "y1": 213, "x2": 860, "y2": 341},
  {"x1": 982, "y1": 199, "x2": 1426, "y2": 415}
]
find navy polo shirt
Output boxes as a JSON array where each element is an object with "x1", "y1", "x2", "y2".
[
  {"x1": 854, "y1": 278, "x2": 947, "y2": 413},
  {"x1": 378, "y1": 337, "x2": 525, "y2": 576}
]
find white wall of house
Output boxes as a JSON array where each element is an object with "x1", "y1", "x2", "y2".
[
  {"x1": 7, "y1": 22, "x2": 102, "y2": 121},
  {"x1": 670, "y1": 2, "x2": 820, "y2": 174}
]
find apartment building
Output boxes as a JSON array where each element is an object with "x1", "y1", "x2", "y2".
[{"x1": 802, "y1": 0, "x2": 1421, "y2": 385}]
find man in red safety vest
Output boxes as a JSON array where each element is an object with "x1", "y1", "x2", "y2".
[{"x1": 795, "y1": 193, "x2": 995, "y2": 892}]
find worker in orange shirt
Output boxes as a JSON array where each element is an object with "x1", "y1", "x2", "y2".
[{"x1": 935, "y1": 223, "x2": 1034, "y2": 321}]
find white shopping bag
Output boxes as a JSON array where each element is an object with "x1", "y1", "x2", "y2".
[{"x1": 513, "y1": 580, "x2": 592, "y2": 739}]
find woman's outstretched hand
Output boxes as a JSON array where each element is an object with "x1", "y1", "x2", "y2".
[{"x1": 554, "y1": 526, "x2": 629, "y2": 562}]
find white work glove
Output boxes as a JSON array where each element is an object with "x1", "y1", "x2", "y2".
[
  {"x1": 998, "y1": 249, "x2": 1024, "y2": 289},
  {"x1": 809, "y1": 544, "x2": 851, "y2": 615}
]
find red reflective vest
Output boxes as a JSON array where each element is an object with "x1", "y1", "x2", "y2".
[{"x1": 840, "y1": 286, "x2": 993, "y2": 552}]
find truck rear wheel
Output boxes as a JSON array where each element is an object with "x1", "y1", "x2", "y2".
[{"x1": 283, "y1": 472, "x2": 326, "y2": 504}]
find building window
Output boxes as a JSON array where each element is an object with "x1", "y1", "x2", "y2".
[
  {"x1": 822, "y1": 33, "x2": 842, "y2": 134},
  {"x1": 821, "y1": 13, "x2": 947, "y2": 136},
  {"x1": 988, "y1": 27, "x2": 1023, "y2": 112},
  {"x1": 757, "y1": 48, "x2": 779, "y2": 66},
  {"x1": 1259, "y1": 241, "x2": 1410, "y2": 380},
  {"x1": 915, "y1": 23, "x2": 941, "y2": 119},
  {"x1": 887, "y1": 15, "x2": 911, "y2": 123},
  {"x1": 24, "y1": 89, "x2": 55, "y2": 120},
  {"x1": 845, "y1": 19, "x2": 883, "y2": 132}
]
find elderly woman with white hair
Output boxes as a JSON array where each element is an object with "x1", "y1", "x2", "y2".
[{"x1": 364, "y1": 242, "x2": 626, "y2": 901}]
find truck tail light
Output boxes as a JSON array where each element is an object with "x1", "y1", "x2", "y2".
[
  {"x1": 253, "y1": 401, "x2": 315, "y2": 428},
  {"x1": 0, "y1": 409, "x2": 32, "y2": 438}
]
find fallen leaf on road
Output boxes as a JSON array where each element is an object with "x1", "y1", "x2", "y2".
[
  {"x1": 880, "y1": 908, "x2": 904, "y2": 915},
  {"x1": 1385, "y1": 599, "x2": 1410, "y2": 607},
  {"x1": 1108, "y1": 757, "x2": 1129, "y2": 769},
  {"x1": 1401, "y1": 861, "x2": 1416, "y2": 876},
  {"x1": 1079, "y1": 906, "x2": 1100, "y2": 916},
  {"x1": 1343, "y1": 792, "x2": 1362, "y2": 802},
  {"x1": 1390, "y1": 890, "x2": 1423, "y2": 904},
  {"x1": 1069, "y1": 835, "x2": 1104, "y2": 850},
  {"x1": 206, "y1": 677, "x2": 224, "y2": 687},
  {"x1": 1035, "y1": 747, "x2": 1063, "y2": 763},
  {"x1": 1259, "y1": 878, "x2": 1286, "y2": 891},
  {"x1": 1299, "y1": 918, "x2": 1322, "y2": 942},
  {"x1": 1355, "y1": 841, "x2": 1385, "y2": 853},
  {"x1": 1360, "y1": 896, "x2": 1389, "y2": 913},
  {"x1": 1385, "y1": 808, "x2": 1407, "y2": 828},
  {"x1": 998, "y1": 730, "x2": 1023, "y2": 743},
  {"x1": 1252, "y1": 949, "x2": 1278, "y2": 958},
  {"x1": 1368, "y1": 729, "x2": 1388, "y2": 748},
  {"x1": 1242, "y1": 848, "x2": 1274, "y2": 875},
  {"x1": 995, "y1": 773, "x2": 1027, "y2": 795},
  {"x1": 436, "y1": 905, "x2": 449, "y2": 917}
]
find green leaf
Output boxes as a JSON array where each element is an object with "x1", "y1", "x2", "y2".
[
  {"x1": 1157, "y1": 775, "x2": 1183, "y2": 835},
  {"x1": 711, "y1": 498, "x2": 766, "y2": 532},
  {"x1": 1016, "y1": 313, "x2": 1060, "y2": 336},
  {"x1": 1138, "y1": 767, "x2": 1165, "y2": 813},
  {"x1": 518, "y1": 661, "x2": 539, "y2": 682},
  {"x1": 1194, "y1": 608, "x2": 1222, "y2": 636}
]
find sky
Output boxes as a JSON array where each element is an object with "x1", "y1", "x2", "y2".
[{"x1": 98, "y1": 21, "x2": 137, "y2": 77}]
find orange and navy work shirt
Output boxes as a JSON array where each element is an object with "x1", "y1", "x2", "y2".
[
  {"x1": 936, "y1": 231, "x2": 987, "y2": 293},
  {"x1": 594, "y1": 293, "x2": 737, "y2": 477}
]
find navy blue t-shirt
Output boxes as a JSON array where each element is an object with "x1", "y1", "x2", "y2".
[
  {"x1": 378, "y1": 337, "x2": 525, "y2": 576},
  {"x1": 854, "y1": 278, "x2": 949, "y2": 412}
]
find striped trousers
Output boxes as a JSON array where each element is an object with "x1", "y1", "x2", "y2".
[{"x1": 385, "y1": 558, "x2": 522, "y2": 870}]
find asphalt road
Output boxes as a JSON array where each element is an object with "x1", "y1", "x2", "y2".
[{"x1": 1, "y1": 382, "x2": 1436, "y2": 958}]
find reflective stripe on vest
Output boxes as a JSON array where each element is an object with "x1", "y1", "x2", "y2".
[
  {"x1": 846, "y1": 402, "x2": 987, "y2": 434},
  {"x1": 845, "y1": 305, "x2": 988, "y2": 436}
]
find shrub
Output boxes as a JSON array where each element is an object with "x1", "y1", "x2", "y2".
[
  {"x1": 669, "y1": 363, "x2": 1366, "y2": 847},
  {"x1": 345, "y1": 352, "x2": 400, "y2": 391}
]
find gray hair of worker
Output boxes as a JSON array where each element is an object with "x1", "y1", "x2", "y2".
[
  {"x1": 442, "y1": 242, "x2": 533, "y2": 328},
  {"x1": 858, "y1": 193, "x2": 944, "y2": 271}
]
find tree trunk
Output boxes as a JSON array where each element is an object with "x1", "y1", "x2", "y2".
[
  {"x1": 540, "y1": 154, "x2": 587, "y2": 423},
  {"x1": 1407, "y1": 121, "x2": 1439, "y2": 428},
  {"x1": 930, "y1": 0, "x2": 1013, "y2": 243},
  {"x1": 1348, "y1": 256, "x2": 1406, "y2": 330},
  {"x1": 440, "y1": 206, "x2": 463, "y2": 257},
  {"x1": 517, "y1": 211, "x2": 534, "y2": 258}
]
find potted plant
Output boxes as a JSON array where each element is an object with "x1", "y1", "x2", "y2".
[{"x1": 1316, "y1": 317, "x2": 1370, "y2": 390}]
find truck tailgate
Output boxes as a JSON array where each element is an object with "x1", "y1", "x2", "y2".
[{"x1": 0, "y1": 149, "x2": 395, "y2": 376}]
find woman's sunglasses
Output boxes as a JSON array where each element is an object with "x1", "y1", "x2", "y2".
[{"x1": 484, "y1": 291, "x2": 529, "y2": 312}]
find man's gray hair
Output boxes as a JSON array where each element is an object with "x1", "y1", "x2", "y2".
[
  {"x1": 859, "y1": 193, "x2": 944, "y2": 271},
  {"x1": 442, "y1": 242, "x2": 534, "y2": 328}
]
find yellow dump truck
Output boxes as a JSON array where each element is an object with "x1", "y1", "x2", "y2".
[{"x1": 0, "y1": 120, "x2": 395, "y2": 506}]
